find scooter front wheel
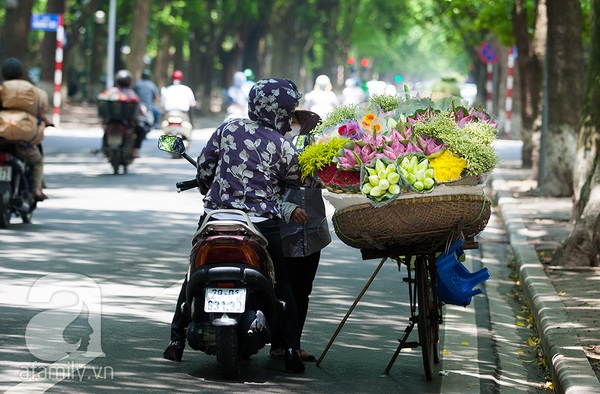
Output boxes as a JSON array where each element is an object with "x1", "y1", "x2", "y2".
[{"x1": 216, "y1": 325, "x2": 241, "y2": 379}]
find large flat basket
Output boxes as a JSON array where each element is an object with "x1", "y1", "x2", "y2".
[{"x1": 332, "y1": 194, "x2": 491, "y2": 251}]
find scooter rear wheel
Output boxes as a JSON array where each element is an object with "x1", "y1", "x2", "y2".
[
  {"x1": 216, "y1": 325, "x2": 241, "y2": 379},
  {"x1": 0, "y1": 190, "x2": 11, "y2": 228},
  {"x1": 110, "y1": 148, "x2": 121, "y2": 174}
]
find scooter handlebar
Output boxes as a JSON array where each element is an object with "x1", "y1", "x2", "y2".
[{"x1": 176, "y1": 179, "x2": 199, "y2": 192}]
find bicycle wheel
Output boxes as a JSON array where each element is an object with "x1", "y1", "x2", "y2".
[{"x1": 416, "y1": 257, "x2": 437, "y2": 381}]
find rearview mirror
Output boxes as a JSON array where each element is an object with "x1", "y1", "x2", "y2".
[{"x1": 158, "y1": 135, "x2": 186, "y2": 154}]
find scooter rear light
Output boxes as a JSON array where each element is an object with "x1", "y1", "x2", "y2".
[
  {"x1": 195, "y1": 244, "x2": 262, "y2": 269},
  {"x1": 216, "y1": 282, "x2": 235, "y2": 288}
]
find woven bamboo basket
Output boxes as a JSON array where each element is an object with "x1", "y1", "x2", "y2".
[{"x1": 332, "y1": 194, "x2": 491, "y2": 251}]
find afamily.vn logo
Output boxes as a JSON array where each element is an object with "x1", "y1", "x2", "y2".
[
  {"x1": 19, "y1": 361, "x2": 114, "y2": 381},
  {"x1": 24, "y1": 273, "x2": 105, "y2": 361}
]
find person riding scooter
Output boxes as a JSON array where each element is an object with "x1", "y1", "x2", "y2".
[
  {"x1": 101, "y1": 70, "x2": 150, "y2": 158},
  {"x1": 160, "y1": 70, "x2": 197, "y2": 128},
  {"x1": 0, "y1": 57, "x2": 48, "y2": 201}
]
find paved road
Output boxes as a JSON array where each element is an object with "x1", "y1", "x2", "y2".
[{"x1": 0, "y1": 127, "x2": 546, "y2": 393}]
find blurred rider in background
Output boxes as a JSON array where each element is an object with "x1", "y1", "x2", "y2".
[
  {"x1": 134, "y1": 69, "x2": 161, "y2": 129},
  {"x1": 161, "y1": 70, "x2": 197, "y2": 127},
  {"x1": 224, "y1": 71, "x2": 249, "y2": 119},
  {"x1": 0, "y1": 57, "x2": 48, "y2": 201},
  {"x1": 104, "y1": 70, "x2": 149, "y2": 157},
  {"x1": 302, "y1": 74, "x2": 339, "y2": 118},
  {"x1": 342, "y1": 77, "x2": 366, "y2": 105}
]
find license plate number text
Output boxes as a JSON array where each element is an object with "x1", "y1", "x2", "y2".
[{"x1": 204, "y1": 287, "x2": 246, "y2": 313}]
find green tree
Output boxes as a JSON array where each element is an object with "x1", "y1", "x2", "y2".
[{"x1": 556, "y1": 0, "x2": 600, "y2": 267}]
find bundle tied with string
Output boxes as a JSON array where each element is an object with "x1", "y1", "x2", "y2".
[{"x1": 331, "y1": 193, "x2": 491, "y2": 251}]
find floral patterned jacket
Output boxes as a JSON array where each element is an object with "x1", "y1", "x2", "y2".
[{"x1": 197, "y1": 78, "x2": 321, "y2": 220}]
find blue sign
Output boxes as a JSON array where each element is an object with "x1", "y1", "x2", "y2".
[{"x1": 31, "y1": 13, "x2": 60, "y2": 31}]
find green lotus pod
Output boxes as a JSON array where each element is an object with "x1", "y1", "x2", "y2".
[
  {"x1": 406, "y1": 173, "x2": 417, "y2": 185},
  {"x1": 413, "y1": 181, "x2": 424, "y2": 191},
  {"x1": 399, "y1": 167, "x2": 408, "y2": 177},
  {"x1": 387, "y1": 172, "x2": 400, "y2": 184},
  {"x1": 369, "y1": 175, "x2": 380, "y2": 186},
  {"x1": 379, "y1": 179, "x2": 390, "y2": 190},
  {"x1": 370, "y1": 185, "x2": 384, "y2": 197},
  {"x1": 425, "y1": 168, "x2": 434, "y2": 178},
  {"x1": 375, "y1": 159, "x2": 386, "y2": 174},
  {"x1": 409, "y1": 155, "x2": 418, "y2": 167},
  {"x1": 367, "y1": 167, "x2": 377, "y2": 176},
  {"x1": 386, "y1": 163, "x2": 396, "y2": 173},
  {"x1": 423, "y1": 177, "x2": 435, "y2": 189},
  {"x1": 388, "y1": 184, "x2": 401, "y2": 195},
  {"x1": 417, "y1": 159, "x2": 429, "y2": 172},
  {"x1": 415, "y1": 170, "x2": 426, "y2": 181},
  {"x1": 362, "y1": 183, "x2": 373, "y2": 194},
  {"x1": 400, "y1": 156, "x2": 411, "y2": 169},
  {"x1": 378, "y1": 170, "x2": 387, "y2": 180}
]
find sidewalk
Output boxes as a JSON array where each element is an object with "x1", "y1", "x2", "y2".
[{"x1": 491, "y1": 166, "x2": 600, "y2": 393}]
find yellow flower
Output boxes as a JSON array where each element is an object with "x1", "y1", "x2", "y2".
[
  {"x1": 370, "y1": 122, "x2": 382, "y2": 133},
  {"x1": 363, "y1": 113, "x2": 376, "y2": 124},
  {"x1": 429, "y1": 150, "x2": 467, "y2": 182},
  {"x1": 361, "y1": 113, "x2": 376, "y2": 129}
]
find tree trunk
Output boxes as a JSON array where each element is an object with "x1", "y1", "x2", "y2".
[
  {"x1": 537, "y1": 0, "x2": 585, "y2": 197},
  {"x1": 89, "y1": 16, "x2": 107, "y2": 99},
  {"x1": 153, "y1": 23, "x2": 171, "y2": 90},
  {"x1": 270, "y1": 7, "x2": 303, "y2": 80},
  {"x1": 512, "y1": 0, "x2": 545, "y2": 169},
  {"x1": 125, "y1": 0, "x2": 151, "y2": 81},
  {"x1": 0, "y1": 0, "x2": 35, "y2": 74},
  {"x1": 553, "y1": 0, "x2": 600, "y2": 267}
]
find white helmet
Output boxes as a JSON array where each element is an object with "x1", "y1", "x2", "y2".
[{"x1": 315, "y1": 74, "x2": 331, "y2": 90}]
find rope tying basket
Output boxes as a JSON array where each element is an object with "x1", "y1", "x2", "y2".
[{"x1": 332, "y1": 194, "x2": 491, "y2": 251}]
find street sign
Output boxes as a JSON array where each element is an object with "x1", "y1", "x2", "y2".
[
  {"x1": 477, "y1": 41, "x2": 498, "y2": 64},
  {"x1": 30, "y1": 13, "x2": 60, "y2": 31}
]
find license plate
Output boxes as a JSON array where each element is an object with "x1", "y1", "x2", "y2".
[
  {"x1": 0, "y1": 166, "x2": 12, "y2": 182},
  {"x1": 106, "y1": 132, "x2": 123, "y2": 146},
  {"x1": 204, "y1": 288, "x2": 246, "y2": 313}
]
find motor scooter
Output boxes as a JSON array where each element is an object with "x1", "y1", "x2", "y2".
[
  {"x1": 99, "y1": 99, "x2": 146, "y2": 174},
  {"x1": 0, "y1": 142, "x2": 37, "y2": 228},
  {"x1": 161, "y1": 110, "x2": 193, "y2": 158},
  {"x1": 157, "y1": 134, "x2": 282, "y2": 379}
]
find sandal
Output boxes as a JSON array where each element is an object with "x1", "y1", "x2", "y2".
[{"x1": 299, "y1": 349, "x2": 316, "y2": 362}]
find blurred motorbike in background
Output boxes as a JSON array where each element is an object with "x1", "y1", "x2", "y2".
[
  {"x1": 0, "y1": 144, "x2": 38, "y2": 228},
  {"x1": 161, "y1": 110, "x2": 193, "y2": 158},
  {"x1": 97, "y1": 99, "x2": 152, "y2": 174}
]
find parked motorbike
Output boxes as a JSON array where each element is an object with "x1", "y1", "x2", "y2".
[
  {"x1": 161, "y1": 110, "x2": 192, "y2": 158},
  {"x1": 157, "y1": 134, "x2": 282, "y2": 379},
  {"x1": 0, "y1": 142, "x2": 37, "y2": 228},
  {"x1": 98, "y1": 100, "x2": 152, "y2": 174}
]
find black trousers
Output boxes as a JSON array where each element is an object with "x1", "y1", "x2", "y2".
[
  {"x1": 169, "y1": 216, "x2": 302, "y2": 350},
  {"x1": 287, "y1": 251, "x2": 321, "y2": 333}
]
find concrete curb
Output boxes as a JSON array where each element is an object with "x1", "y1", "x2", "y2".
[{"x1": 493, "y1": 180, "x2": 599, "y2": 394}]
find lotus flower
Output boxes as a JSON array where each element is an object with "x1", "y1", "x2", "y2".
[{"x1": 416, "y1": 136, "x2": 446, "y2": 157}]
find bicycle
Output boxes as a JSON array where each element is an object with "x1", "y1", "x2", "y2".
[{"x1": 317, "y1": 194, "x2": 491, "y2": 381}]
